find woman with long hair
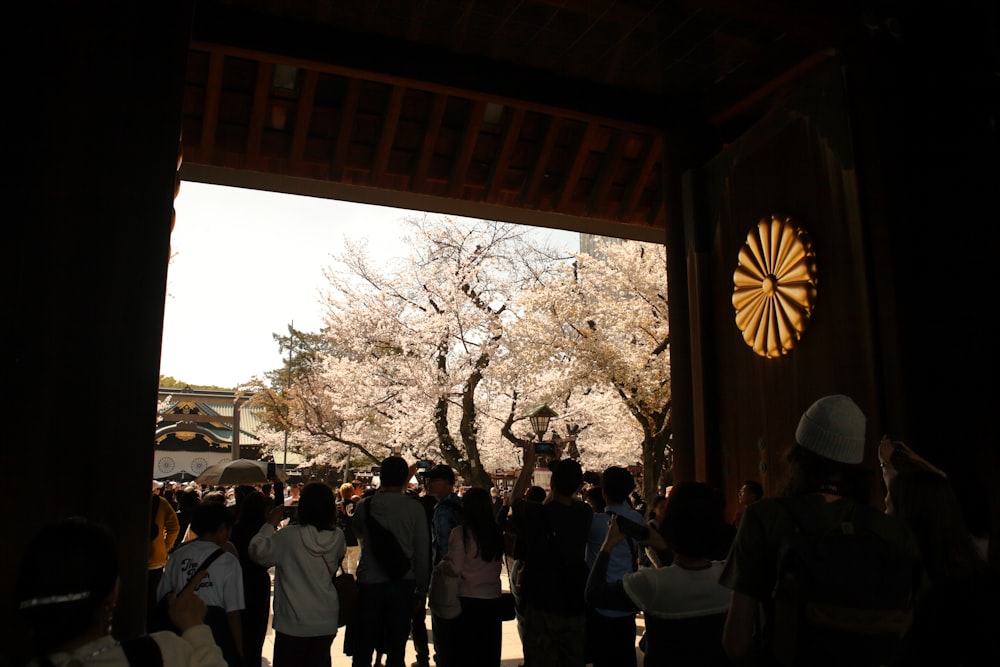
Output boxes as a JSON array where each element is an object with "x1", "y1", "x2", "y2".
[
  {"x1": 15, "y1": 516, "x2": 226, "y2": 666},
  {"x1": 249, "y1": 482, "x2": 346, "y2": 667},
  {"x1": 435, "y1": 486, "x2": 504, "y2": 667}
]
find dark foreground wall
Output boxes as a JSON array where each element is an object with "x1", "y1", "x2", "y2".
[{"x1": 4, "y1": 2, "x2": 195, "y2": 663}]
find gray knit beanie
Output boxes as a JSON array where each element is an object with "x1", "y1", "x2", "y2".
[{"x1": 795, "y1": 395, "x2": 867, "y2": 464}]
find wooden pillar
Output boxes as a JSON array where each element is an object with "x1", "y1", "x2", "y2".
[{"x1": 4, "y1": 2, "x2": 195, "y2": 659}]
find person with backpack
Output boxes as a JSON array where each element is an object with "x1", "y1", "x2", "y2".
[
  {"x1": 509, "y1": 447, "x2": 593, "y2": 667},
  {"x1": 157, "y1": 501, "x2": 245, "y2": 667},
  {"x1": 584, "y1": 466, "x2": 646, "y2": 667},
  {"x1": 352, "y1": 456, "x2": 431, "y2": 667},
  {"x1": 16, "y1": 515, "x2": 227, "y2": 667},
  {"x1": 719, "y1": 394, "x2": 926, "y2": 667}
]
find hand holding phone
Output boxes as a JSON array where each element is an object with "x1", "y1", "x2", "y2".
[
  {"x1": 534, "y1": 442, "x2": 555, "y2": 455},
  {"x1": 613, "y1": 513, "x2": 650, "y2": 540}
]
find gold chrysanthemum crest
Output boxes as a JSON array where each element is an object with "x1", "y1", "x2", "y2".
[{"x1": 732, "y1": 215, "x2": 817, "y2": 358}]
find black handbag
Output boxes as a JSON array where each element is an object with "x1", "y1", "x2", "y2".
[
  {"x1": 498, "y1": 592, "x2": 516, "y2": 621},
  {"x1": 324, "y1": 556, "x2": 358, "y2": 628}
]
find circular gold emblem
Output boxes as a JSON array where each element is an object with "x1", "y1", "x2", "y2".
[{"x1": 732, "y1": 215, "x2": 817, "y2": 358}]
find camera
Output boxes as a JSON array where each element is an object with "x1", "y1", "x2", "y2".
[
  {"x1": 613, "y1": 513, "x2": 649, "y2": 540},
  {"x1": 534, "y1": 442, "x2": 555, "y2": 455}
]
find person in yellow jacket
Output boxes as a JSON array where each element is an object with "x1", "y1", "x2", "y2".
[{"x1": 149, "y1": 480, "x2": 181, "y2": 626}]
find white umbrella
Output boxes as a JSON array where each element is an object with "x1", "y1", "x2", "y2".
[{"x1": 195, "y1": 459, "x2": 287, "y2": 486}]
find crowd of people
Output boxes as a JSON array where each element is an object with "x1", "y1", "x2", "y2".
[{"x1": 13, "y1": 394, "x2": 997, "y2": 666}]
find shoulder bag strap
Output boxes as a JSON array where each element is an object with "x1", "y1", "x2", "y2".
[
  {"x1": 321, "y1": 553, "x2": 349, "y2": 577},
  {"x1": 179, "y1": 548, "x2": 224, "y2": 594},
  {"x1": 626, "y1": 535, "x2": 639, "y2": 572},
  {"x1": 195, "y1": 548, "x2": 225, "y2": 576}
]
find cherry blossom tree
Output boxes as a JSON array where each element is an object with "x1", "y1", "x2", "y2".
[
  {"x1": 502, "y1": 238, "x2": 671, "y2": 503},
  {"x1": 290, "y1": 215, "x2": 571, "y2": 487}
]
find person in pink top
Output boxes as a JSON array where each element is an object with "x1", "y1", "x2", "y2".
[{"x1": 436, "y1": 486, "x2": 504, "y2": 667}]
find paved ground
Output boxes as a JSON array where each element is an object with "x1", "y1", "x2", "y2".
[{"x1": 256, "y1": 568, "x2": 645, "y2": 666}]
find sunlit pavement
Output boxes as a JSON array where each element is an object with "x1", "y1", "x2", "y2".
[{"x1": 257, "y1": 569, "x2": 645, "y2": 666}]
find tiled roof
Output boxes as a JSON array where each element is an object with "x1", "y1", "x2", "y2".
[{"x1": 156, "y1": 394, "x2": 265, "y2": 447}]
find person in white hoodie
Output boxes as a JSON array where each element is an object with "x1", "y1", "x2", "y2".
[{"x1": 250, "y1": 481, "x2": 346, "y2": 667}]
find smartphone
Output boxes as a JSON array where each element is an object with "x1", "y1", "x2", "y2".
[
  {"x1": 534, "y1": 442, "x2": 555, "y2": 455},
  {"x1": 417, "y1": 459, "x2": 433, "y2": 470},
  {"x1": 613, "y1": 514, "x2": 650, "y2": 540}
]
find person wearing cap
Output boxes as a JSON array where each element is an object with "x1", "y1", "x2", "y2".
[
  {"x1": 420, "y1": 464, "x2": 463, "y2": 667},
  {"x1": 718, "y1": 394, "x2": 924, "y2": 666}
]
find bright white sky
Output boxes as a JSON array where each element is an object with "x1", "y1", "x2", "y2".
[{"x1": 160, "y1": 181, "x2": 579, "y2": 388}]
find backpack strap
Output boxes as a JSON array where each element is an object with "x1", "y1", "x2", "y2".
[
  {"x1": 179, "y1": 548, "x2": 225, "y2": 592},
  {"x1": 194, "y1": 548, "x2": 225, "y2": 577},
  {"x1": 122, "y1": 635, "x2": 163, "y2": 666}
]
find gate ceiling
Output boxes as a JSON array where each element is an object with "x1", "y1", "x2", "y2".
[{"x1": 181, "y1": 1, "x2": 854, "y2": 240}]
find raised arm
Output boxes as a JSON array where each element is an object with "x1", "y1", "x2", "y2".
[{"x1": 509, "y1": 443, "x2": 538, "y2": 506}]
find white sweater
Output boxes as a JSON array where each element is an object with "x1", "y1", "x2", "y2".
[
  {"x1": 28, "y1": 626, "x2": 226, "y2": 667},
  {"x1": 249, "y1": 523, "x2": 346, "y2": 637}
]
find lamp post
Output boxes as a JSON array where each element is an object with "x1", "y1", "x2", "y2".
[
  {"x1": 525, "y1": 403, "x2": 557, "y2": 459},
  {"x1": 282, "y1": 321, "x2": 293, "y2": 476}
]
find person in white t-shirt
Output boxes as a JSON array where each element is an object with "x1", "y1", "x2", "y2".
[
  {"x1": 159, "y1": 501, "x2": 245, "y2": 666},
  {"x1": 585, "y1": 482, "x2": 732, "y2": 667}
]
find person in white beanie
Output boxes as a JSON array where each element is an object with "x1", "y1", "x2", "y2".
[{"x1": 718, "y1": 395, "x2": 926, "y2": 667}]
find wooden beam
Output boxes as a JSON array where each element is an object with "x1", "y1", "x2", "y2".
[
  {"x1": 485, "y1": 107, "x2": 525, "y2": 204},
  {"x1": 413, "y1": 93, "x2": 448, "y2": 191},
  {"x1": 159, "y1": 413, "x2": 234, "y2": 424},
  {"x1": 330, "y1": 77, "x2": 361, "y2": 181},
  {"x1": 372, "y1": 86, "x2": 406, "y2": 186},
  {"x1": 556, "y1": 121, "x2": 599, "y2": 212},
  {"x1": 588, "y1": 128, "x2": 628, "y2": 215},
  {"x1": 620, "y1": 134, "x2": 662, "y2": 220},
  {"x1": 449, "y1": 99, "x2": 486, "y2": 198},
  {"x1": 246, "y1": 61, "x2": 272, "y2": 163},
  {"x1": 199, "y1": 52, "x2": 225, "y2": 157},
  {"x1": 189, "y1": 4, "x2": 669, "y2": 130},
  {"x1": 523, "y1": 116, "x2": 562, "y2": 207},
  {"x1": 290, "y1": 69, "x2": 319, "y2": 165}
]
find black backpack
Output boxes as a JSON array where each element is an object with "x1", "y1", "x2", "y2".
[
  {"x1": 770, "y1": 498, "x2": 918, "y2": 667},
  {"x1": 363, "y1": 497, "x2": 411, "y2": 579}
]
